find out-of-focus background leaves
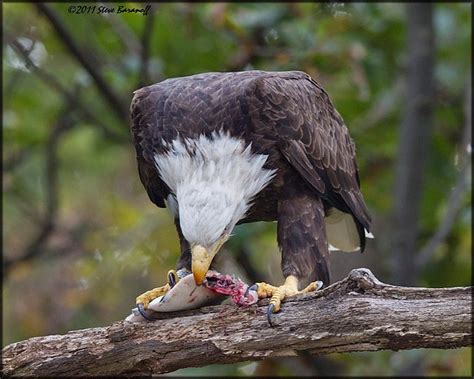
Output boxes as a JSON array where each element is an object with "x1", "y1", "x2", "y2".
[{"x1": 3, "y1": 2, "x2": 471, "y2": 376}]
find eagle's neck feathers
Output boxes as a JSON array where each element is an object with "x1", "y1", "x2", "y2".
[{"x1": 154, "y1": 132, "x2": 276, "y2": 247}]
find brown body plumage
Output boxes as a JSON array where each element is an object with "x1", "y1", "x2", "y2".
[{"x1": 130, "y1": 71, "x2": 371, "y2": 286}]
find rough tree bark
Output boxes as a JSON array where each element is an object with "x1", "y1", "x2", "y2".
[{"x1": 2, "y1": 269, "x2": 471, "y2": 376}]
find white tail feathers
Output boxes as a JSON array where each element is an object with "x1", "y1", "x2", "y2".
[
  {"x1": 325, "y1": 208, "x2": 373, "y2": 253},
  {"x1": 365, "y1": 230, "x2": 374, "y2": 238}
]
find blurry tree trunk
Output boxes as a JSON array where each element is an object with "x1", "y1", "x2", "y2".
[
  {"x1": 392, "y1": 3, "x2": 434, "y2": 286},
  {"x1": 2, "y1": 269, "x2": 471, "y2": 377}
]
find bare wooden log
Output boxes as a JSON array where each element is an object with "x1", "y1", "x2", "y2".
[{"x1": 2, "y1": 269, "x2": 471, "y2": 376}]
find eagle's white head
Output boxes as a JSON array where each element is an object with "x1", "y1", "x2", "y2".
[{"x1": 154, "y1": 132, "x2": 276, "y2": 284}]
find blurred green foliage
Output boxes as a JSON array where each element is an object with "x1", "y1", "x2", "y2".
[{"x1": 3, "y1": 2, "x2": 471, "y2": 376}]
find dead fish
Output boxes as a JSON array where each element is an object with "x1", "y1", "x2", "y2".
[{"x1": 126, "y1": 270, "x2": 258, "y2": 322}]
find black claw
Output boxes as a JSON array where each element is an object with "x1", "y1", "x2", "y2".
[
  {"x1": 137, "y1": 303, "x2": 153, "y2": 321},
  {"x1": 245, "y1": 284, "x2": 257, "y2": 298},
  {"x1": 267, "y1": 304, "x2": 275, "y2": 327},
  {"x1": 168, "y1": 271, "x2": 177, "y2": 288}
]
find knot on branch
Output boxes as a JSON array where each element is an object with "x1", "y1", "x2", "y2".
[{"x1": 347, "y1": 268, "x2": 385, "y2": 291}]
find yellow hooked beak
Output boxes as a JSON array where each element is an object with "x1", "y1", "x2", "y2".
[{"x1": 191, "y1": 236, "x2": 228, "y2": 285}]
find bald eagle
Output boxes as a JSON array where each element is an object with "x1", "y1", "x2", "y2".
[{"x1": 130, "y1": 71, "x2": 371, "y2": 320}]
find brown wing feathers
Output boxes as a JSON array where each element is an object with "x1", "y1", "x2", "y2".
[{"x1": 256, "y1": 73, "x2": 371, "y2": 241}]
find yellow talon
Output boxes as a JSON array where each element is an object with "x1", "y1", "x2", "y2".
[
  {"x1": 269, "y1": 287, "x2": 285, "y2": 312},
  {"x1": 257, "y1": 276, "x2": 322, "y2": 315},
  {"x1": 301, "y1": 281, "x2": 320, "y2": 293},
  {"x1": 135, "y1": 269, "x2": 179, "y2": 309},
  {"x1": 255, "y1": 282, "x2": 278, "y2": 298},
  {"x1": 136, "y1": 283, "x2": 170, "y2": 309}
]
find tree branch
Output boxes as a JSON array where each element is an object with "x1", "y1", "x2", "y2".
[
  {"x1": 35, "y1": 3, "x2": 129, "y2": 121},
  {"x1": 415, "y1": 159, "x2": 470, "y2": 268},
  {"x1": 3, "y1": 102, "x2": 76, "y2": 275},
  {"x1": 415, "y1": 80, "x2": 472, "y2": 269},
  {"x1": 2, "y1": 269, "x2": 471, "y2": 376},
  {"x1": 137, "y1": 6, "x2": 156, "y2": 88},
  {"x1": 3, "y1": 149, "x2": 31, "y2": 173},
  {"x1": 99, "y1": 3, "x2": 141, "y2": 56},
  {"x1": 5, "y1": 31, "x2": 127, "y2": 143}
]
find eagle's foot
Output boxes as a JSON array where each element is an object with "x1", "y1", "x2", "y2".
[
  {"x1": 253, "y1": 276, "x2": 323, "y2": 326},
  {"x1": 136, "y1": 270, "x2": 179, "y2": 319}
]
